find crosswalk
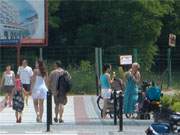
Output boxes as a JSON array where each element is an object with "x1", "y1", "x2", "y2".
[
  {"x1": 0, "y1": 96, "x2": 100, "y2": 134},
  {"x1": 0, "y1": 96, "x2": 152, "y2": 135}
]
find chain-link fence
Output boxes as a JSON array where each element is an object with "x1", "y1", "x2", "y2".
[{"x1": 0, "y1": 45, "x2": 180, "y2": 90}]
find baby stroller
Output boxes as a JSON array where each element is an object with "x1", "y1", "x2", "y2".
[
  {"x1": 137, "y1": 81, "x2": 161, "y2": 120},
  {"x1": 97, "y1": 77, "x2": 123, "y2": 118}
]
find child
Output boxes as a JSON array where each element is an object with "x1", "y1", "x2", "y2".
[{"x1": 12, "y1": 78, "x2": 24, "y2": 123}]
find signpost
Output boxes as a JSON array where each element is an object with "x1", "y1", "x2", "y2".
[
  {"x1": 95, "y1": 48, "x2": 102, "y2": 96},
  {"x1": 167, "y1": 33, "x2": 176, "y2": 88},
  {"x1": 133, "y1": 48, "x2": 138, "y2": 62}
]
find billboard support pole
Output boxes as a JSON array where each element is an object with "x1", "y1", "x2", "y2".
[
  {"x1": 40, "y1": 48, "x2": 43, "y2": 60},
  {"x1": 17, "y1": 46, "x2": 21, "y2": 66}
]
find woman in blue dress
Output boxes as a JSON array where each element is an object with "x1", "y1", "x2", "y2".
[{"x1": 123, "y1": 63, "x2": 141, "y2": 117}]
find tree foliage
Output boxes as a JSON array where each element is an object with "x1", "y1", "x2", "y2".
[
  {"x1": 48, "y1": 0, "x2": 61, "y2": 29},
  {"x1": 48, "y1": 0, "x2": 179, "y2": 70}
]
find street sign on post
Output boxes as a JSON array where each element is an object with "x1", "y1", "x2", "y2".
[
  {"x1": 167, "y1": 33, "x2": 176, "y2": 88},
  {"x1": 169, "y1": 33, "x2": 176, "y2": 47}
]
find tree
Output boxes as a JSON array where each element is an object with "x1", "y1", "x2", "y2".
[
  {"x1": 74, "y1": 0, "x2": 174, "y2": 70},
  {"x1": 47, "y1": 0, "x2": 178, "y2": 71},
  {"x1": 48, "y1": 0, "x2": 61, "y2": 29}
]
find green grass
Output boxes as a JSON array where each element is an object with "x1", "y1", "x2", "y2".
[{"x1": 141, "y1": 71, "x2": 180, "y2": 91}]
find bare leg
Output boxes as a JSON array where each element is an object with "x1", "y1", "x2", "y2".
[
  {"x1": 26, "y1": 94, "x2": 29, "y2": 106},
  {"x1": 5, "y1": 93, "x2": 8, "y2": 106},
  {"x1": 15, "y1": 112, "x2": 18, "y2": 122},
  {"x1": 55, "y1": 104, "x2": 59, "y2": 119},
  {"x1": 39, "y1": 99, "x2": 44, "y2": 122},
  {"x1": 103, "y1": 99, "x2": 108, "y2": 119},
  {"x1": 24, "y1": 90, "x2": 29, "y2": 106},
  {"x1": 19, "y1": 112, "x2": 22, "y2": 122},
  {"x1": 33, "y1": 99, "x2": 39, "y2": 121},
  {"x1": 8, "y1": 92, "x2": 12, "y2": 106},
  {"x1": 59, "y1": 104, "x2": 64, "y2": 121}
]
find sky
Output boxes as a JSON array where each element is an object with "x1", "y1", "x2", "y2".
[{"x1": 6, "y1": 0, "x2": 37, "y2": 22}]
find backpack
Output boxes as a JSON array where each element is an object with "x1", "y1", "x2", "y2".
[{"x1": 57, "y1": 71, "x2": 72, "y2": 95}]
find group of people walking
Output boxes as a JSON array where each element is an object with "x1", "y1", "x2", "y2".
[
  {"x1": 100, "y1": 63, "x2": 141, "y2": 119},
  {"x1": 0, "y1": 59, "x2": 68, "y2": 123},
  {"x1": 1, "y1": 59, "x2": 141, "y2": 122}
]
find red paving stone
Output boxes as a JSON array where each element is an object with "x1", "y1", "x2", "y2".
[
  {"x1": 79, "y1": 133, "x2": 95, "y2": 135},
  {"x1": 74, "y1": 96, "x2": 90, "y2": 124}
]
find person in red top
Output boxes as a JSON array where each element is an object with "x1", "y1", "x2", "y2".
[{"x1": 12, "y1": 78, "x2": 24, "y2": 123}]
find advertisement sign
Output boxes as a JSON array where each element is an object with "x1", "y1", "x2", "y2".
[
  {"x1": 120, "y1": 55, "x2": 132, "y2": 65},
  {"x1": 0, "y1": 0, "x2": 47, "y2": 46}
]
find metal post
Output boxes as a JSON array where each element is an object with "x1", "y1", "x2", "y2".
[
  {"x1": 46, "y1": 91, "x2": 51, "y2": 132},
  {"x1": 39, "y1": 48, "x2": 43, "y2": 60},
  {"x1": 133, "y1": 48, "x2": 138, "y2": 62},
  {"x1": 113, "y1": 89, "x2": 117, "y2": 125},
  {"x1": 49, "y1": 92, "x2": 52, "y2": 125},
  {"x1": 119, "y1": 92, "x2": 123, "y2": 132},
  {"x1": 95, "y1": 48, "x2": 103, "y2": 96},
  {"x1": 167, "y1": 48, "x2": 172, "y2": 88},
  {"x1": 0, "y1": 47, "x2": 2, "y2": 71},
  {"x1": 17, "y1": 46, "x2": 21, "y2": 66},
  {"x1": 95, "y1": 48, "x2": 100, "y2": 96},
  {"x1": 99, "y1": 48, "x2": 103, "y2": 76}
]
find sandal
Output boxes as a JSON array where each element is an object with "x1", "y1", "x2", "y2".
[
  {"x1": 36, "y1": 115, "x2": 40, "y2": 123},
  {"x1": 59, "y1": 119, "x2": 64, "y2": 123},
  {"x1": 54, "y1": 117, "x2": 58, "y2": 123}
]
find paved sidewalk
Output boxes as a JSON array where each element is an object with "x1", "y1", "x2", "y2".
[{"x1": 0, "y1": 96, "x2": 153, "y2": 135}]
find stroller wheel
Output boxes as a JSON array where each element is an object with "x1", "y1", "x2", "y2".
[
  {"x1": 145, "y1": 114, "x2": 151, "y2": 120},
  {"x1": 125, "y1": 113, "x2": 133, "y2": 118}
]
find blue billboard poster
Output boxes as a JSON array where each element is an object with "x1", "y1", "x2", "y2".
[{"x1": 0, "y1": 0, "x2": 47, "y2": 46}]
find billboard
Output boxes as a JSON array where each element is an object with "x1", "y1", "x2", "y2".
[{"x1": 0, "y1": 0, "x2": 47, "y2": 46}]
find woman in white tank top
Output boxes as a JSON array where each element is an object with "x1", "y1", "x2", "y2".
[
  {"x1": 0, "y1": 65, "x2": 15, "y2": 107},
  {"x1": 31, "y1": 60, "x2": 48, "y2": 123}
]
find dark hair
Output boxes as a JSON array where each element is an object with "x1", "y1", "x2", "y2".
[
  {"x1": 55, "y1": 61, "x2": 62, "y2": 68},
  {"x1": 102, "y1": 64, "x2": 111, "y2": 73},
  {"x1": 38, "y1": 60, "x2": 47, "y2": 77}
]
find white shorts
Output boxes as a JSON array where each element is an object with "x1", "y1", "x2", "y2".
[{"x1": 101, "y1": 88, "x2": 111, "y2": 99}]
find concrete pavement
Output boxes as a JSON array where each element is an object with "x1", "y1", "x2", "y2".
[{"x1": 0, "y1": 96, "x2": 153, "y2": 135}]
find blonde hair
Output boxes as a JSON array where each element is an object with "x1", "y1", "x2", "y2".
[{"x1": 132, "y1": 62, "x2": 140, "y2": 70}]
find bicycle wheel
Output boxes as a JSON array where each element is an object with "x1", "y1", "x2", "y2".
[
  {"x1": 125, "y1": 113, "x2": 133, "y2": 118},
  {"x1": 97, "y1": 96, "x2": 104, "y2": 111}
]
